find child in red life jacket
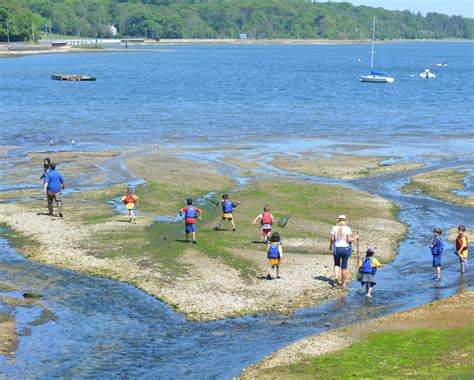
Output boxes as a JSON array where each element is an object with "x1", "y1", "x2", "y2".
[
  {"x1": 266, "y1": 232, "x2": 283, "y2": 280},
  {"x1": 215, "y1": 194, "x2": 240, "y2": 231},
  {"x1": 429, "y1": 227, "x2": 443, "y2": 279},
  {"x1": 253, "y1": 205, "x2": 274, "y2": 243},
  {"x1": 179, "y1": 198, "x2": 201, "y2": 244},
  {"x1": 358, "y1": 247, "x2": 383, "y2": 298},
  {"x1": 456, "y1": 225, "x2": 469, "y2": 273},
  {"x1": 121, "y1": 188, "x2": 139, "y2": 223}
]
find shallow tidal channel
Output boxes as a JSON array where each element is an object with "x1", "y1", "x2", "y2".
[{"x1": 0, "y1": 152, "x2": 473, "y2": 379}]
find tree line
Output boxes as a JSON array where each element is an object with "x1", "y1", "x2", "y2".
[{"x1": 1, "y1": 0, "x2": 473, "y2": 42}]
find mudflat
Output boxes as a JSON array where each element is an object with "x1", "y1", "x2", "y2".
[
  {"x1": 0, "y1": 150, "x2": 405, "y2": 321},
  {"x1": 402, "y1": 168, "x2": 474, "y2": 207},
  {"x1": 270, "y1": 153, "x2": 424, "y2": 179}
]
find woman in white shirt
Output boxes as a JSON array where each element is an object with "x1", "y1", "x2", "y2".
[{"x1": 330, "y1": 215, "x2": 359, "y2": 288}]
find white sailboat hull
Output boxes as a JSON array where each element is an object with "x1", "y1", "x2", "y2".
[{"x1": 360, "y1": 75, "x2": 394, "y2": 83}]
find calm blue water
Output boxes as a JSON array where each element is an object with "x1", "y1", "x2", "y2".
[
  {"x1": 1, "y1": 43, "x2": 473, "y2": 379},
  {"x1": 1, "y1": 43, "x2": 473, "y2": 152}
]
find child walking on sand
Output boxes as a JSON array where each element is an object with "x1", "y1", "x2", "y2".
[
  {"x1": 359, "y1": 247, "x2": 383, "y2": 298},
  {"x1": 122, "y1": 188, "x2": 138, "y2": 223},
  {"x1": 456, "y1": 225, "x2": 469, "y2": 273},
  {"x1": 179, "y1": 198, "x2": 201, "y2": 244},
  {"x1": 215, "y1": 194, "x2": 240, "y2": 231},
  {"x1": 266, "y1": 232, "x2": 282, "y2": 280},
  {"x1": 253, "y1": 205, "x2": 274, "y2": 243},
  {"x1": 430, "y1": 227, "x2": 443, "y2": 279}
]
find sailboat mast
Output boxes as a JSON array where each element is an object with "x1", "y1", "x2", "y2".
[{"x1": 370, "y1": 16, "x2": 375, "y2": 71}]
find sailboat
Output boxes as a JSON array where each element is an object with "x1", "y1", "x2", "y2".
[{"x1": 360, "y1": 17, "x2": 394, "y2": 84}]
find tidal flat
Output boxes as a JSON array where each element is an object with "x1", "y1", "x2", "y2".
[
  {"x1": 401, "y1": 168, "x2": 474, "y2": 207},
  {"x1": 0, "y1": 149, "x2": 405, "y2": 321},
  {"x1": 270, "y1": 153, "x2": 424, "y2": 180}
]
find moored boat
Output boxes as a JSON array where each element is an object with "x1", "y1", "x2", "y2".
[
  {"x1": 419, "y1": 69, "x2": 436, "y2": 79},
  {"x1": 359, "y1": 17, "x2": 394, "y2": 84}
]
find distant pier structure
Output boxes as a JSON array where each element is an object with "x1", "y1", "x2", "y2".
[{"x1": 49, "y1": 38, "x2": 145, "y2": 47}]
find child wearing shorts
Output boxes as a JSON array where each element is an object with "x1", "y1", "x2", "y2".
[
  {"x1": 253, "y1": 205, "x2": 274, "y2": 243},
  {"x1": 359, "y1": 247, "x2": 383, "y2": 298},
  {"x1": 266, "y1": 232, "x2": 282, "y2": 280},
  {"x1": 429, "y1": 227, "x2": 443, "y2": 279},
  {"x1": 121, "y1": 188, "x2": 139, "y2": 223},
  {"x1": 179, "y1": 198, "x2": 201, "y2": 244},
  {"x1": 216, "y1": 194, "x2": 240, "y2": 231},
  {"x1": 456, "y1": 225, "x2": 469, "y2": 273}
]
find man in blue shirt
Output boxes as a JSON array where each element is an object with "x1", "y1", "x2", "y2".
[{"x1": 43, "y1": 163, "x2": 65, "y2": 217}]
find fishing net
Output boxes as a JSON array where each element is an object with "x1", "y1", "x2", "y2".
[{"x1": 277, "y1": 216, "x2": 289, "y2": 228}]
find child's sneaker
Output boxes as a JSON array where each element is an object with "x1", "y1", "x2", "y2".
[
  {"x1": 266, "y1": 274, "x2": 272, "y2": 280},
  {"x1": 193, "y1": 241, "x2": 197, "y2": 244},
  {"x1": 232, "y1": 228, "x2": 236, "y2": 232}
]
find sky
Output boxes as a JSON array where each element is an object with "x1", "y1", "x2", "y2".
[{"x1": 330, "y1": 1, "x2": 474, "y2": 17}]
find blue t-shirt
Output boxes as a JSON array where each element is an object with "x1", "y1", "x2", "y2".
[{"x1": 45, "y1": 170, "x2": 64, "y2": 192}]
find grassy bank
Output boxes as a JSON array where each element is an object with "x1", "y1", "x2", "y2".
[
  {"x1": 241, "y1": 291, "x2": 474, "y2": 379},
  {"x1": 401, "y1": 168, "x2": 474, "y2": 207}
]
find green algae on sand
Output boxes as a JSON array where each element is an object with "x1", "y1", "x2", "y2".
[{"x1": 401, "y1": 168, "x2": 474, "y2": 207}]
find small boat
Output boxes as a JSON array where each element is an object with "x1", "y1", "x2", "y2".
[
  {"x1": 420, "y1": 69, "x2": 436, "y2": 79},
  {"x1": 360, "y1": 17, "x2": 394, "y2": 84},
  {"x1": 432, "y1": 63, "x2": 448, "y2": 67},
  {"x1": 51, "y1": 74, "x2": 96, "y2": 81}
]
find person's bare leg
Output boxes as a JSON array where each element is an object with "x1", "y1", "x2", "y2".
[
  {"x1": 366, "y1": 286, "x2": 373, "y2": 298},
  {"x1": 231, "y1": 219, "x2": 236, "y2": 231},
  {"x1": 276, "y1": 265, "x2": 280, "y2": 278},
  {"x1": 192, "y1": 231, "x2": 196, "y2": 243},
  {"x1": 341, "y1": 269, "x2": 347, "y2": 288},
  {"x1": 334, "y1": 266, "x2": 340, "y2": 283},
  {"x1": 436, "y1": 266, "x2": 441, "y2": 279},
  {"x1": 461, "y1": 261, "x2": 465, "y2": 273}
]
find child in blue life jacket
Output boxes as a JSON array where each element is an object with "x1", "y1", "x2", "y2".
[
  {"x1": 253, "y1": 205, "x2": 274, "y2": 243},
  {"x1": 121, "y1": 188, "x2": 139, "y2": 223},
  {"x1": 179, "y1": 198, "x2": 201, "y2": 244},
  {"x1": 429, "y1": 227, "x2": 443, "y2": 279},
  {"x1": 358, "y1": 247, "x2": 383, "y2": 298},
  {"x1": 266, "y1": 232, "x2": 283, "y2": 280},
  {"x1": 215, "y1": 193, "x2": 240, "y2": 231}
]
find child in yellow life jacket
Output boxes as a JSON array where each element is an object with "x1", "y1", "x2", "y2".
[
  {"x1": 122, "y1": 188, "x2": 138, "y2": 223},
  {"x1": 358, "y1": 247, "x2": 383, "y2": 298},
  {"x1": 253, "y1": 205, "x2": 274, "y2": 243},
  {"x1": 266, "y1": 232, "x2": 282, "y2": 280},
  {"x1": 456, "y1": 225, "x2": 469, "y2": 273}
]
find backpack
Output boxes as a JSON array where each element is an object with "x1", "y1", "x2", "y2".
[{"x1": 261, "y1": 212, "x2": 273, "y2": 225}]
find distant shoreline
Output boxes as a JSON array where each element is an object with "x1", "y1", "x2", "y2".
[{"x1": 1, "y1": 37, "x2": 472, "y2": 58}]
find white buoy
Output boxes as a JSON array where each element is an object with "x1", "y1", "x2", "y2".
[
  {"x1": 358, "y1": 58, "x2": 361, "y2": 63},
  {"x1": 71, "y1": 139, "x2": 75, "y2": 145},
  {"x1": 49, "y1": 139, "x2": 54, "y2": 146}
]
